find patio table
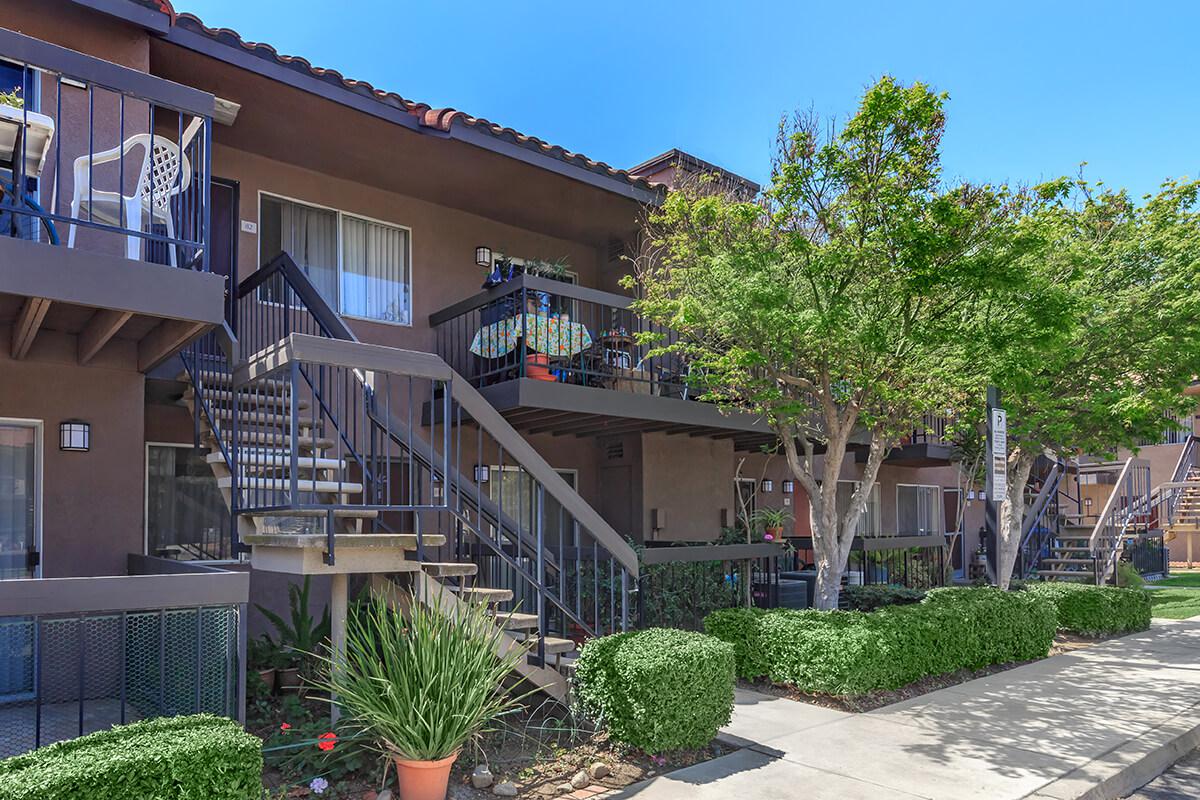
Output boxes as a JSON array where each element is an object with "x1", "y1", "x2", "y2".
[{"x1": 469, "y1": 312, "x2": 592, "y2": 358}]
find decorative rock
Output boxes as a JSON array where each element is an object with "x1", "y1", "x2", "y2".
[
  {"x1": 375, "y1": 792, "x2": 392, "y2": 800},
  {"x1": 493, "y1": 781, "x2": 518, "y2": 797},
  {"x1": 472, "y1": 765, "x2": 495, "y2": 789},
  {"x1": 589, "y1": 762, "x2": 611, "y2": 780},
  {"x1": 570, "y1": 770, "x2": 591, "y2": 790},
  {"x1": 557, "y1": 783, "x2": 574, "y2": 795}
]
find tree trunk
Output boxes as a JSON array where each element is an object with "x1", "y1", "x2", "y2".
[{"x1": 996, "y1": 447, "x2": 1038, "y2": 589}]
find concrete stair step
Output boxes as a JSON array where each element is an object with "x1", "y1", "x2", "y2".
[
  {"x1": 515, "y1": 635, "x2": 576, "y2": 656},
  {"x1": 222, "y1": 430, "x2": 335, "y2": 450},
  {"x1": 1039, "y1": 569, "x2": 1096, "y2": 579},
  {"x1": 183, "y1": 387, "x2": 308, "y2": 412},
  {"x1": 452, "y1": 587, "x2": 514, "y2": 603},
  {"x1": 183, "y1": 371, "x2": 291, "y2": 394},
  {"x1": 250, "y1": 507, "x2": 379, "y2": 520},
  {"x1": 204, "y1": 406, "x2": 322, "y2": 430},
  {"x1": 1042, "y1": 558, "x2": 1095, "y2": 565},
  {"x1": 208, "y1": 452, "x2": 346, "y2": 471},
  {"x1": 421, "y1": 562, "x2": 479, "y2": 578},
  {"x1": 243, "y1": 532, "x2": 446, "y2": 550},
  {"x1": 219, "y1": 476, "x2": 363, "y2": 494},
  {"x1": 493, "y1": 611, "x2": 540, "y2": 631}
]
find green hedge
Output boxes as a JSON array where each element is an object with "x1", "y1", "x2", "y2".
[
  {"x1": 0, "y1": 715, "x2": 262, "y2": 800},
  {"x1": 1026, "y1": 582, "x2": 1151, "y2": 636},
  {"x1": 703, "y1": 607, "x2": 767, "y2": 679},
  {"x1": 703, "y1": 587, "x2": 1057, "y2": 695},
  {"x1": 841, "y1": 585, "x2": 925, "y2": 611},
  {"x1": 575, "y1": 628, "x2": 735, "y2": 752}
]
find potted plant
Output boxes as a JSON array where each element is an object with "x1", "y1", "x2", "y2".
[
  {"x1": 0, "y1": 87, "x2": 23, "y2": 111},
  {"x1": 247, "y1": 636, "x2": 279, "y2": 693},
  {"x1": 256, "y1": 575, "x2": 331, "y2": 690},
  {"x1": 315, "y1": 592, "x2": 526, "y2": 800},
  {"x1": 750, "y1": 507, "x2": 793, "y2": 541}
]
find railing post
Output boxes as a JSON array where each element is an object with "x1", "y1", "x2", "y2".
[{"x1": 535, "y1": 484, "x2": 547, "y2": 666}]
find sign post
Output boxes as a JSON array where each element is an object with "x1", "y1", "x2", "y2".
[{"x1": 984, "y1": 387, "x2": 1005, "y2": 581}]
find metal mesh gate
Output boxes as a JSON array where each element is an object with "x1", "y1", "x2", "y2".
[{"x1": 0, "y1": 606, "x2": 239, "y2": 758}]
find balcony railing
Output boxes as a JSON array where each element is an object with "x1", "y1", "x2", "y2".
[
  {"x1": 0, "y1": 27, "x2": 212, "y2": 270},
  {"x1": 431, "y1": 274, "x2": 694, "y2": 399}
]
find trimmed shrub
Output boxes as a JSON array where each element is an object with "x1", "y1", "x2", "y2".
[
  {"x1": 0, "y1": 714, "x2": 262, "y2": 800},
  {"x1": 841, "y1": 585, "x2": 925, "y2": 611},
  {"x1": 575, "y1": 628, "x2": 735, "y2": 752},
  {"x1": 704, "y1": 587, "x2": 1057, "y2": 695},
  {"x1": 1026, "y1": 582, "x2": 1151, "y2": 636},
  {"x1": 703, "y1": 607, "x2": 768, "y2": 679}
]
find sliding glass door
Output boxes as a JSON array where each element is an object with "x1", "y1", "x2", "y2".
[{"x1": 0, "y1": 422, "x2": 39, "y2": 580}]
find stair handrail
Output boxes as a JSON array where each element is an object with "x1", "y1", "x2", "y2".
[
  {"x1": 235, "y1": 255, "x2": 636, "y2": 575},
  {"x1": 1088, "y1": 457, "x2": 1151, "y2": 584},
  {"x1": 1017, "y1": 458, "x2": 1065, "y2": 577}
]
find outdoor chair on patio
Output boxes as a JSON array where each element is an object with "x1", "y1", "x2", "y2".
[{"x1": 65, "y1": 118, "x2": 201, "y2": 265}]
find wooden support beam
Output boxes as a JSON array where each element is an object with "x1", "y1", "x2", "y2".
[
  {"x1": 138, "y1": 319, "x2": 206, "y2": 372},
  {"x1": 11, "y1": 297, "x2": 51, "y2": 359},
  {"x1": 78, "y1": 309, "x2": 133, "y2": 365},
  {"x1": 570, "y1": 420, "x2": 677, "y2": 439}
]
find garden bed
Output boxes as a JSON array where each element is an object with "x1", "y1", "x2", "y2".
[
  {"x1": 250, "y1": 690, "x2": 732, "y2": 799},
  {"x1": 738, "y1": 631, "x2": 1109, "y2": 713}
]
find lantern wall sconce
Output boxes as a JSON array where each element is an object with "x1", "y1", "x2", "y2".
[
  {"x1": 474, "y1": 465, "x2": 490, "y2": 483},
  {"x1": 60, "y1": 420, "x2": 90, "y2": 452},
  {"x1": 475, "y1": 245, "x2": 493, "y2": 268},
  {"x1": 760, "y1": 479, "x2": 774, "y2": 493},
  {"x1": 782, "y1": 480, "x2": 795, "y2": 494}
]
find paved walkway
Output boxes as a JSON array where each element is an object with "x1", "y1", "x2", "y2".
[
  {"x1": 611, "y1": 619, "x2": 1200, "y2": 800},
  {"x1": 1125, "y1": 748, "x2": 1200, "y2": 799}
]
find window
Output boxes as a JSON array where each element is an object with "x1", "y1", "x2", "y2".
[
  {"x1": 0, "y1": 421, "x2": 40, "y2": 580},
  {"x1": 836, "y1": 481, "x2": 881, "y2": 536},
  {"x1": 259, "y1": 194, "x2": 411, "y2": 325},
  {"x1": 489, "y1": 466, "x2": 577, "y2": 540},
  {"x1": 145, "y1": 444, "x2": 231, "y2": 561},
  {"x1": 896, "y1": 484, "x2": 943, "y2": 535}
]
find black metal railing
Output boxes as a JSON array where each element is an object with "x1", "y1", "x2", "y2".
[
  {"x1": 0, "y1": 28, "x2": 213, "y2": 270},
  {"x1": 783, "y1": 535, "x2": 951, "y2": 592},
  {"x1": 205, "y1": 254, "x2": 638, "y2": 666},
  {"x1": 1016, "y1": 457, "x2": 1067, "y2": 578},
  {"x1": 431, "y1": 274, "x2": 695, "y2": 399}
]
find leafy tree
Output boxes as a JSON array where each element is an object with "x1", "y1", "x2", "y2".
[
  {"x1": 628, "y1": 77, "x2": 1027, "y2": 608},
  {"x1": 984, "y1": 176, "x2": 1200, "y2": 587}
]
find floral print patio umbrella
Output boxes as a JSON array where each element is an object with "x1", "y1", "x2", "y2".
[{"x1": 470, "y1": 313, "x2": 593, "y2": 358}]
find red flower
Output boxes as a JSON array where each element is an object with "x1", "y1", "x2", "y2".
[
  {"x1": 279, "y1": 723, "x2": 291, "y2": 732},
  {"x1": 317, "y1": 732, "x2": 337, "y2": 752}
]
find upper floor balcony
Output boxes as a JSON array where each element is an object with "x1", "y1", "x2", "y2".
[
  {"x1": 431, "y1": 273, "x2": 776, "y2": 449},
  {"x1": 0, "y1": 27, "x2": 223, "y2": 370}
]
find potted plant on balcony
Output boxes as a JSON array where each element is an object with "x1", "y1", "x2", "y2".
[
  {"x1": 315, "y1": 592, "x2": 526, "y2": 800},
  {"x1": 751, "y1": 507, "x2": 793, "y2": 541},
  {"x1": 0, "y1": 87, "x2": 22, "y2": 111}
]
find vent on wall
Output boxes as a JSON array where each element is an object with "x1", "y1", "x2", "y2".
[{"x1": 606, "y1": 440, "x2": 625, "y2": 460}]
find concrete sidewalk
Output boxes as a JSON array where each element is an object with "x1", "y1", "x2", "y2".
[{"x1": 610, "y1": 619, "x2": 1200, "y2": 800}]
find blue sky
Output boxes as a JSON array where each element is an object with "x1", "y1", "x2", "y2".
[{"x1": 177, "y1": 1, "x2": 1198, "y2": 199}]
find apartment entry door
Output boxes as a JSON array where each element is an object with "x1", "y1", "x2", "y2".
[
  {"x1": 210, "y1": 178, "x2": 239, "y2": 323},
  {"x1": 0, "y1": 421, "x2": 40, "y2": 580},
  {"x1": 0, "y1": 420, "x2": 39, "y2": 701}
]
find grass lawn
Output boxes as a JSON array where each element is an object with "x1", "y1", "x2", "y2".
[
  {"x1": 1148, "y1": 588, "x2": 1200, "y2": 619},
  {"x1": 1155, "y1": 573, "x2": 1200, "y2": 588}
]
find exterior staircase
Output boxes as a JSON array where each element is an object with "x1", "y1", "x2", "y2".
[
  {"x1": 175, "y1": 253, "x2": 637, "y2": 702},
  {"x1": 1164, "y1": 465, "x2": 1200, "y2": 567},
  {"x1": 1037, "y1": 524, "x2": 1098, "y2": 582}
]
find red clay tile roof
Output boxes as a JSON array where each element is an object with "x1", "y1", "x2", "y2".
[{"x1": 148, "y1": 2, "x2": 658, "y2": 195}]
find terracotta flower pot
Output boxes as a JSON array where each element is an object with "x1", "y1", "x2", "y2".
[
  {"x1": 765, "y1": 526, "x2": 784, "y2": 540},
  {"x1": 392, "y1": 751, "x2": 460, "y2": 800},
  {"x1": 277, "y1": 667, "x2": 302, "y2": 692},
  {"x1": 524, "y1": 353, "x2": 557, "y2": 382},
  {"x1": 256, "y1": 667, "x2": 277, "y2": 692}
]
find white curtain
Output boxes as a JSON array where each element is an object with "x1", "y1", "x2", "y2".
[
  {"x1": 341, "y1": 216, "x2": 410, "y2": 324},
  {"x1": 279, "y1": 200, "x2": 338, "y2": 306}
]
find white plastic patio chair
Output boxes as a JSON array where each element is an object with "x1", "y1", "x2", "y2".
[{"x1": 66, "y1": 122, "x2": 199, "y2": 265}]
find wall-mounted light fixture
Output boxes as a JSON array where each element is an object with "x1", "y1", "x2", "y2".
[
  {"x1": 760, "y1": 479, "x2": 774, "y2": 493},
  {"x1": 475, "y1": 245, "x2": 493, "y2": 268},
  {"x1": 474, "y1": 465, "x2": 490, "y2": 484},
  {"x1": 59, "y1": 420, "x2": 90, "y2": 452},
  {"x1": 781, "y1": 480, "x2": 795, "y2": 494}
]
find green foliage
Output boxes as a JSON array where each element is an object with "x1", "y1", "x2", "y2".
[
  {"x1": 702, "y1": 607, "x2": 768, "y2": 679},
  {"x1": 749, "y1": 507, "x2": 793, "y2": 530},
  {"x1": 574, "y1": 628, "x2": 735, "y2": 752},
  {"x1": 841, "y1": 585, "x2": 926, "y2": 611},
  {"x1": 313, "y1": 592, "x2": 525, "y2": 762},
  {"x1": 0, "y1": 87, "x2": 22, "y2": 109},
  {"x1": 0, "y1": 715, "x2": 261, "y2": 800},
  {"x1": 1116, "y1": 561, "x2": 1145, "y2": 589},
  {"x1": 703, "y1": 587, "x2": 1055, "y2": 694},
  {"x1": 1026, "y1": 582, "x2": 1151, "y2": 636},
  {"x1": 256, "y1": 576, "x2": 331, "y2": 672}
]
